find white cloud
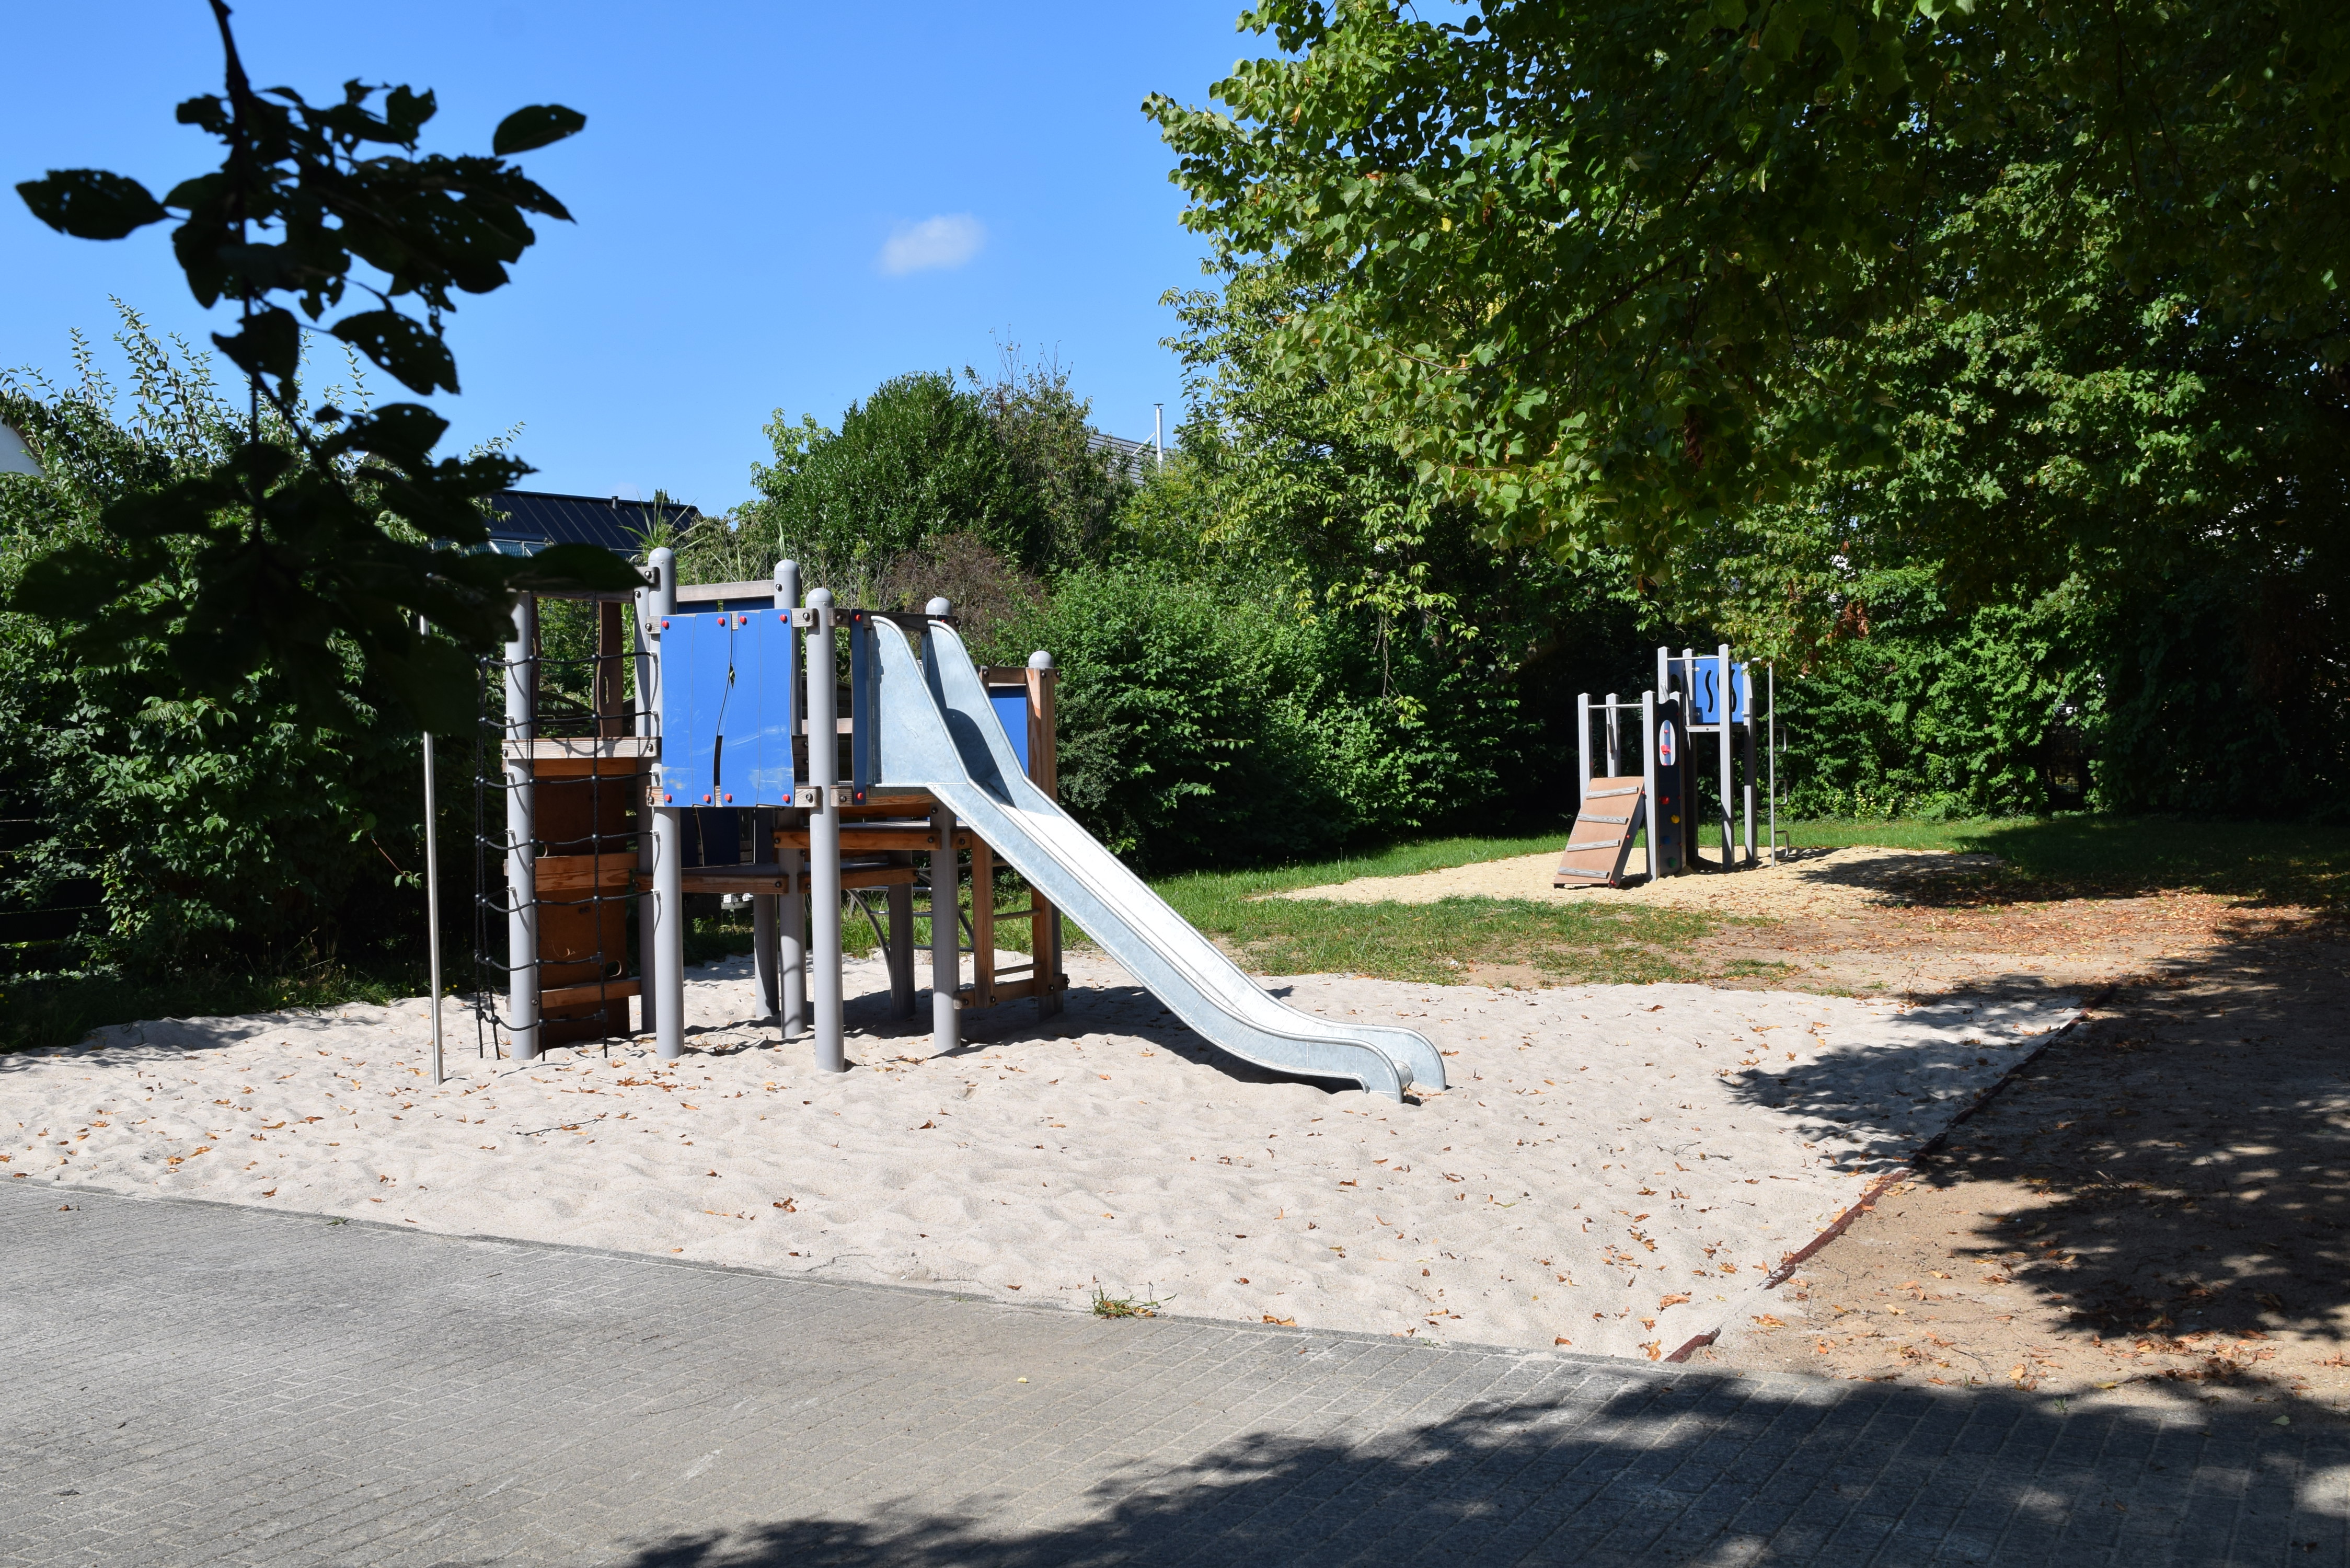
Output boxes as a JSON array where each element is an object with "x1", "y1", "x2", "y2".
[{"x1": 878, "y1": 214, "x2": 985, "y2": 276}]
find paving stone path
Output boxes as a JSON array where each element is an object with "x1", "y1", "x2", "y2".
[{"x1": 4, "y1": 1180, "x2": 2346, "y2": 1566}]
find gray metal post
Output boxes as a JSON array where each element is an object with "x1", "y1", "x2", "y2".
[
  {"x1": 646, "y1": 549, "x2": 685, "y2": 1062},
  {"x1": 1605, "y1": 691, "x2": 1621, "y2": 775},
  {"x1": 633, "y1": 562, "x2": 661, "y2": 1039},
  {"x1": 1641, "y1": 689, "x2": 1659, "y2": 882},
  {"x1": 805, "y1": 588, "x2": 845, "y2": 1071},
  {"x1": 421, "y1": 614, "x2": 444, "y2": 1086},
  {"x1": 773, "y1": 557, "x2": 807, "y2": 1041},
  {"x1": 886, "y1": 876, "x2": 916, "y2": 1018},
  {"x1": 1656, "y1": 645, "x2": 1670, "y2": 702},
  {"x1": 1717, "y1": 644, "x2": 1734, "y2": 871},
  {"x1": 1741, "y1": 665, "x2": 1757, "y2": 868},
  {"x1": 753, "y1": 891, "x2": 778, "y2": 1022},
  {"x1": 504, "y1": 596, "x2": 539, "y2": 1062},
  {"x1": 929, "y1": 800, "x2": 959, "y2": 1054},
  {"x1": 1575, "y1": 693, "x2": 1591, "y2": 816},
  {"x1": 780, "y1": 851, "x2": 806, "y2": 1039},
  {"x1": 1768, "y1": 664, "x2": 1779, "y2": 867}
]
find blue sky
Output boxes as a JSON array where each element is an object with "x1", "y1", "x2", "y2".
[{"x1": 2, "y1": 1, "x2": 1257, "y2": 511}]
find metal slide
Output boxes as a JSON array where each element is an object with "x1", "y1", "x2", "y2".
[{"x1": 865, "y1": 617, "x2": 1444, "y2": 1102}]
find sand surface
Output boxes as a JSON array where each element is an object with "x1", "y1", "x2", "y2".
[
  {"x1": 1278, "y1": 845, "x2": 2005, "y2": 920},
  {"x1": 3, "y1": 954, "x2": 2073, "y2": 1362}
]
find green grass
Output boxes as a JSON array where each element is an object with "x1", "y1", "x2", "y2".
[
  {"x1": 1145, "y1": 835, "x2": 1726, "y2": 987},
  {"x1": 1131, "y1": 812, "x2": 2348, "y2": 989}
]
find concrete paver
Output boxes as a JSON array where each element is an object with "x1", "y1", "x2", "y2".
[{"x1": 3, "y1": 1181, "x2": 2347, "y2": 1566}]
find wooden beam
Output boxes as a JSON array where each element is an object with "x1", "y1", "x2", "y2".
[
  {"x1": 540, "y1": 977, "x2": 641, "y2": 1010},
  {"x1": 533, "y1": 855, "x2": 637, "y2": 895},
  {"x1": 774, "y1": 827, "x2": 976, "y2": 851}
]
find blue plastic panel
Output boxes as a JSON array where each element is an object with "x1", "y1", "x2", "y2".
[
  {"x1": 1687, "y1": 659, "x2": 1750, "y2": 726},
  {"x1": 989, "y1": 689, "x2": 1030, "y2": 774},
  {"x1": 658, "y1": 609, "x2": 797, "y2": 805}
]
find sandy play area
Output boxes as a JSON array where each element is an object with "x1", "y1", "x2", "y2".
[{"x1": 3, "y1": 949, "x2": 2075, "y2": 1363}]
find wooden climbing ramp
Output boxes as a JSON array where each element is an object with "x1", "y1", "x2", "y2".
[{"x1": 1554, "y1": 776, "x2": 1646, "y2": 888}]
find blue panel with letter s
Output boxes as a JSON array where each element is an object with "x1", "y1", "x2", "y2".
[{"x1": 656, "y1": 609, "x2": 798, "y2": 805}]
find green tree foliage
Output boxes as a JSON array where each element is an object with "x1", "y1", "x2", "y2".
[
  {"x1": 747, "y1": 373, "x2": 1045, "y2": 584},
  {"x1": 1146, "y1": 0, "x2": 2347, "y2": 821},
  {"x1": 0, "y1": 313, "x2": 448, "y2": 979},
  {"x1": 985, "y1": 272, "x2": 1671, "y2": 868},
  {"x1": 1146, "y1": 0, "x2": 2348, "y2": 578},
  {"x1": 743, "y1": 359, "x2": 1134, "y2": 590},
  {"x1": 13, "y1": 2, "x2": 633, "y2": 732}
]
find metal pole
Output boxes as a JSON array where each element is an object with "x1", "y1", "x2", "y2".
[
  {"x1": 1768, "y1": 663, "x2": 1779, "y2": 867},
  {"x1": 1741, "y1": 664, "x2": 1757, "y2": 868},
  {"x1": 886, "y1": 875, "x2": 916, "y2": 1019},
  {"x1": 504, "y1": 596, "x2": 539, "y2": 1062},
  {"x1": 1153, "y1": 403, "x2": 1165, "y2": 471},
  {"x1": 647, "y1": 548, "x2": 685, "y2": 1062},
  {"x1": 774, "y1": 557, "x2": 806, "y2": 1039},
  {"x1": 1575, "y1": 693, "x2": 1591, "y2": 817},
  {"x1": 929, "y1": 800, "x2": 960, "y2": 1054},
  {"x1": 753, "y1": 890, "x2": 778, "y2": 1022},
  {"x1": 633, "y1": 566, "x2": 660, "y2": 1039},
  {"x1": 780, "y1": 853, "x2": 806, "y2": 1037},
  {"x1": 1605, "y1": 691, "x2": 1621, "y2": 776},
  {"x1": 420, "y1": 618, "x2": 443, "y2": 1086},
  {"x1": 1641, "y1": 689, "x2": 1659, "y2": 883},
  {"x1": 1717, "y1": 644, "x2": 1734, "y2": 872},
  {"x1": 805, "y1": 587, "x2": 845, "y2": 1071}
]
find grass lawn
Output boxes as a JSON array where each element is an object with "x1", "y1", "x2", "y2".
[
  {"x1": 1137, "y1": 813, "x2": 2349, "y2": 987},
  {"x1": 1145, "y1": 833, "x2": 1723, "y2": 988}
]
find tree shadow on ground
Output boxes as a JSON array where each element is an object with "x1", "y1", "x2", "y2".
[
  {"x1": 1716, "y1": 917, "x2": 2350, "y2": 1396},
  {"x1": 1918, "y1": 926, "x2": 2350, "y2": 1354},
  {"x1": 610, "y1": 1368, "x2": 2350, "y2": 1567}
]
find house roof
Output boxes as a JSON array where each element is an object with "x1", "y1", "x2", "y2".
[
  {"x1": 0, "y1": 421, "x2": 41, "y2": 478},
  {"x1": 486, "y1": 490, "x2": 700, "y2": 558}
]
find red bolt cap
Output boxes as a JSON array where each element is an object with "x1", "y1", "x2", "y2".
[{"x1": 723, "y1": 792, "x2": 734, "y2": 803}]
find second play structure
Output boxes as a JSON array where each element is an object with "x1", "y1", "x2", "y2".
[
  {"x1": 477, "y1": 550, "x2": 1441, "y2": 1102},
  {"x1": 1554, "y1": 645, "x2": 1782, "y2": 888}
]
